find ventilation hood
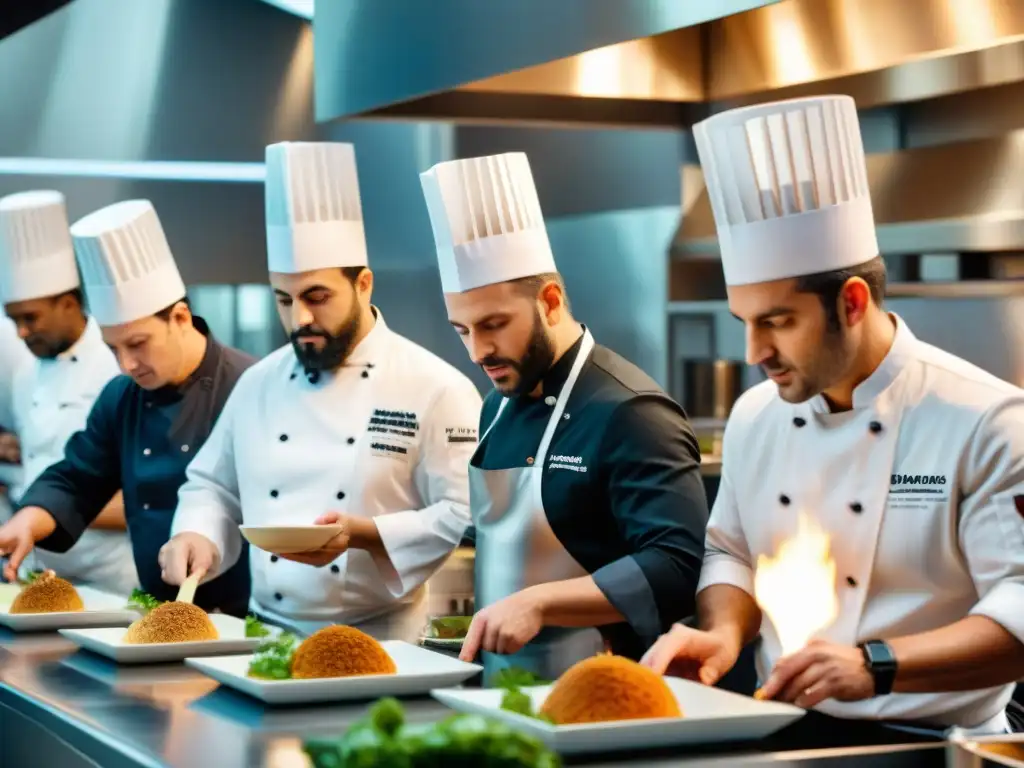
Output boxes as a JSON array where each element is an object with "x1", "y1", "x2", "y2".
[
  {"x1": 672, "y1": 130, "x2": 1024, "y2": 259},
  {"x1": 315, "y1": 0, "x2": 1024, "y2": 127}
]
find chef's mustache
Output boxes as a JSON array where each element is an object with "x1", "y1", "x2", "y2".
[
  {"x1": 290, "y1": 325, "x2": 332, "y2": 343},
  {"x1": 478, "y1": 355, "x2": 520, "y2": 371}
]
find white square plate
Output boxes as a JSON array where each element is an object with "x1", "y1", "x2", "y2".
[
  {"x1": 185, "y1": 640, "x2": 482, "y2": 704},
  {"x1": 58, "y1": 613, "x2": 264, "y2": 663},
  {"x1": 0, "y1": 585, "x2": 137, "y2": 632},
  {"x1": 430, "y1": 678, "x2": 805, "y2": 755}
]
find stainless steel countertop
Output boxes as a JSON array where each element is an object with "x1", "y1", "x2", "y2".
[{"x1": 0, "y1": 626, "x2": 964, "y2": 768}]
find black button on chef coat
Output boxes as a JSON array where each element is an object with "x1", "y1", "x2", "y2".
[
  {"x1": 472, "y1": 332, "x2": 709, "y2": 660},
  {"x1": 20, "y1": 318, "x2": 255, "y2": 616}
]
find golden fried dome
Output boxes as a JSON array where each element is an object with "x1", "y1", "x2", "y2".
[
  {"x1": 123, "y1": 602, "x2": 218, "y2": 644},
  {"x1": 291, "y1": 625, "x2": 396, "y2": 679},
  {"x1": 10, "y1": 573, "x2": 83, "y2": 614}
]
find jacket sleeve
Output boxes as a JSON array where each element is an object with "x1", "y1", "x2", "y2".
[
  {"x1": 371, "y1": 373, "x2": 481, "y2": 599},
  {"x1": 20, "y1": 378, "x2": 124, "y2": 553},
  {"x1": 170, "y1": 378, "x2": 245, "y2": 574},
  {"x1": 590, "y1": 396, "x2": 709, "y2": 639},
  {"x1": 961, "y1": 395, "x2": 1024, "y2": 644}
]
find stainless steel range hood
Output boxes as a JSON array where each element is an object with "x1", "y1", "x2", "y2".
[
  {"x1": 314, "y1": 0, "x2": 1024, "y2": 127},
  {"x1": 671, "y1": 130, "x2": 1024, "y2": 258}
]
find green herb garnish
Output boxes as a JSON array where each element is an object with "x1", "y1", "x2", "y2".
[
  {"x1": 245, "y1": 614, "x2": 271, "y2": 638},
  {"x1": 491, "y1": 666, "x2": 550, "y2": 690},
  {"x1": 21, "y1": 569, "x2": 44, "y2": 585},
  {"x1": 126, "y1": 589, "x2": 163, "y2": 613},
  {"x1": 247, "y1": 632, "x2": 298, "y2": 680},
  {"x1": 304, "y1": 697, "x2": 562, "y2": 768},
  {"x1": 500, "y1": 686, "x2": 556, "y2": 724}
]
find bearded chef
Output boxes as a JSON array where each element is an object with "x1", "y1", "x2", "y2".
[
  {"x1": 0, "y1": 191, "x2": 137, "y2": 593},
  {"x1": 0, "y1": 200, "x2": 254, "y2": 614},
  {"x1": 0, "y1": 317, "x2": 30, "y2": 523},
  {"x1": 641, "y1": 95, "x2": 1024, "y2": 735},
  {"x1": 161, "y1": 141, "x2": 481, "y2": 641},
  {"x1": 418, "y1": 153, "x2": 709, "y2": 682}
]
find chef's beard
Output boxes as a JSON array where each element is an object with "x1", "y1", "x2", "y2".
[
  {"x1": 764, "y1": 325, "x2": 855, "y2": 404},
  {"x1": 480, "y1": 310, "x2": 555, "y2": 397},
  {"x1": 290, "y1": 302, "x2": 362, "y2": 380},
  {"x1": 27, "y1": 333, "x2": 73, "y2": 360}
]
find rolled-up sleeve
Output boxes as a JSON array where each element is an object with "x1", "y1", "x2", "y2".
[
  {"x1": 590, "y1": 396, "x2": 709, "y2": 639},
  {"x1": 960, "y1": 396, "x2": 1024, "y2": 643},
  {"x1": 373, "y1": 374, "x2": 481, "y2": 599},
  {"x1": 171, "y1": 382, "x2": 245, "y2": 575},
  {"x1": 21, "y1": 378, "x2": 124, "y2": 553}
]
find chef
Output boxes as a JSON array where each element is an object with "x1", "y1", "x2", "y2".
[
  {"x1": 0, "y1": 199, "x2": 254, "y2": 615},
  {"x1": 0, "y1": 190, "x2": 137, "y2": 593},
  {"x1": 641, "y1": 95, "x2": 1024, "y2": 734},
  {"x1": 418, "y1": 152, "x2": 709, "y2": 681},
  {"x1": 0, "y1": 316, "x2": 30, "y2": 523},
  {"x1": 160, "y1": 141, "x2": 481, "y2": 641}
]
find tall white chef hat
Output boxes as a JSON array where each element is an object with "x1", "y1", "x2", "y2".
[
  {"x1": 693, "y1": 95, "x2": 878, "y2": 286},
  {"x1": 70, "y1": 200, "x2": 187, "y2": 327},
  {"x1": 0, "y1": 190, "x2": 79, "y2": 304},
  {"x1": 264, "y1": 141, "x2": 368, "y2": 274},
  {"x1": 419, "y1": 152, "x2": 556, "y2": 293}
]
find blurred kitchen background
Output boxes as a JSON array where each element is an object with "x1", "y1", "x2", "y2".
[{"x1": 4, "y1": 0, "x2": 1024, "y2": 614}]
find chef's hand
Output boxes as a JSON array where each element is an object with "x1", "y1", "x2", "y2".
[
  {"x1": 459, "y1": 589, "x2": 545, "y2": 662},
  {"x1": 640, "y1": 623, "x2": 740, "y2": 686},
  {"x1": 755, "y1": 639, "x2": 874, "y2": 708},
  {"x1": 159, "y1": 532, "x2": 219, "y2": 586},
  {"x1": 0, "y1": 506, "x2": 56, "y2": 582},
  {"x1": 277, "y1": 511, "x2": 351, "y2": 567},
  {"x1": 0, "y1": 431, "x2": 20, "y2": 464}
]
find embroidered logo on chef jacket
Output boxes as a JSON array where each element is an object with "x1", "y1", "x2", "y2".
[
  {"x1": 367, "y1": 409, "x2": 419, "y2": 438},
  {"x1": 548, "y1": 454, "x2": 588, "y2": 473},
  {"x1": 445, "y1": 426, "x2": 478, "y2": 444},
  {"x1": 887, "y1": 473, "x2": 950, "y2": 509}
]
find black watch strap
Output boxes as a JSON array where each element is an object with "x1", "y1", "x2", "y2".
[{"x1": 859, "y1": 639, "x2": 898, "y2": 696}]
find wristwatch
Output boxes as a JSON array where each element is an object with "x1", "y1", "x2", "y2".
[{"x1": 859, "y1": 639, "x2": 898, "y2": 696}]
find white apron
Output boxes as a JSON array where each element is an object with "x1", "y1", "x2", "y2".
[{"x1": 471, "y1": 330, "x2": 605, "y2": 683}]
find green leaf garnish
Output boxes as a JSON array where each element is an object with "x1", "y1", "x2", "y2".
[
  {"x1": 247, "y1": 631, "x2": 298, "y2": 680},
  {"x1": 490, "y1": 666, "x2": 550, "y2": 689},
  {"x1": 244, "y1": 614, "x2": 271, "y2": 638},
  {"x1": 126, "y1": 589, "x2": 163, "y2": 613}
]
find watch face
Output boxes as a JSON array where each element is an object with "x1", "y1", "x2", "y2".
[{"x1": 864, "y1": 641, "x2": 896, "y2": 668}]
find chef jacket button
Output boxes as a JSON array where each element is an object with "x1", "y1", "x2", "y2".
[
  {"x1": 274, "y1": 592, "x2": 283, "y2": 601},
  {"x1": 70, "y1": 356, "x2": 78, "y2": 363},
  {"x1": 869, "y1": 421, "x2": 883, "y2": 434},
  {"x1": 347, "y1": 437, "x2": 355, "y2": 445},
  {"x1": 336, "y1": 491, "x2": 345, "y2": 500},
  {"x1": 279, "y1": 434, "x2": 288, "y2": 442},
  {"x1": 270, "y1": 555, "x2": 278, "y2": 563},
  {"x1": 142, "y1": 503, "x2": 150, "y2": 510},
  {"x1": 850, "y1": 502, "x2": 863, "y2": 513},
  {"x1": 544, "y1": 396, "x2": 556, "y2": 407},
  {"x1": 779, "y1": 494, "x2": 790, "y2": 506},
  {"x1": 793, "y1": 417, "x2": 806, "y2": 428},
  {"x1": 330, "y1": 565, "x2": 340, "y2": 574},
  {"x1": 846, "y1": 576, "x2": 858, "y2": 587},
  {"x1": 270, "y1": 489, "x2": 279, "y2": 498},
  {"x1": 143, "y1": 448, "x2": 151, "y2": 456},
  {"x1": 526, "y1": 457, "x2": 535, "y2": 465},
  {"x1": 181, "y1": 444, "x2": 190, "y2": 453},
  {"x1": 145, "y1": 401, "x2": 152, "y2": 409},
  {"x1": 289, "y1": 372, "x2": 297, "y2": 381},
  {"x1": 361, "y1": 371, "x2": 369, "y2": 379}
]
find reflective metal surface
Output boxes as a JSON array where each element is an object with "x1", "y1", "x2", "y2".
[{"x1": 672, "y1": 129, "x2": 1024, "y2": 257}]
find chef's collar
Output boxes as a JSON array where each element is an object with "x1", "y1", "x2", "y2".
[
  {"x1": 150, "y1": 315, "x2": 217, "y2": 402},
  {"x1": 806, "y1": 313, "x2": 917, "y2": 415},
  {"x1": 342, "y1": 305, "x2": 388, "y2": 368},
  {"x1": 53, "y1": 315, "x2": 102, "y2": 364},
  {"x1": 535, "y1": 326, "x2": 586, "y2": 400}
]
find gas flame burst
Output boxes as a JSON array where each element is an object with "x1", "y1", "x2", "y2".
[{"x1": 753, "y1": 512, "x2": 839, "y2": 657}]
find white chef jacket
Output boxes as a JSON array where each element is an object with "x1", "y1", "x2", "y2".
[
  {"x1": 700, "y1": 314, "x2": 1024, "y2": 731},
  {"x1": 10, "y1": 317, "x2": 139, "y2": 594},
  {"x1": 0, "y1": 317, "x2": 31, "y2": 522},
  {"x1": 172, "y1": 309, "x2": 481, "y2": 640}
]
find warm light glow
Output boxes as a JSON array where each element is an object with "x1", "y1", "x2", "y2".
[{"x1": 754, "y1": 513, "x2": 839, "y2": 656}]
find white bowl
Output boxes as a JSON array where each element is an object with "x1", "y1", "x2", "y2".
[{"x1": 239, "y1": 524, "x2": 344, "y2": 554}]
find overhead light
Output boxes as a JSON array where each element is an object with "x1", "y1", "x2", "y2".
[
  {"x1": 0, "y1": 157, "x2": 265, "y2": 182},
  {"x1": 259, "y1": 0, "x2": 313, "y2": 21}
]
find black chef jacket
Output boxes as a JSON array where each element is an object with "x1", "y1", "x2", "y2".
[
  {"x1": 18, "y1": 319, "x2": 255, "y2": 615},
  {"x1": 473, "y1": 332, "x2": 709, "y2": 660}
]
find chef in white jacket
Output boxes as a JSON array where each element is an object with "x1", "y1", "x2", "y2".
[
  {"x1": 162, "y1": 141, "x2": 481, "y2": 640},
  {"x1": 642, "y1": 95, "x2": 1024, "y2": 734},
  {"x1": 0, "y1": 317, "x2": 31, "y2": 522},
  {"x1": 0, "y1": 191, "x2": 137, "y2": 592}
]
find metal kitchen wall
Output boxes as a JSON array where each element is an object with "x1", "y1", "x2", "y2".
[{"x1": 0, "y1": 0, "x2": 680, "y2": 389}]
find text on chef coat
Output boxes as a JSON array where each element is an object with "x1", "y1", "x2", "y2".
[
  {"x1": 445, "y1": 426, "x2": 478, "y2": 444},
  {"x1": 548, "y1": 454, "x2": 588, "y2": 473},
  {"x1": 368, "y1": 408, "x2": 419, "y2": 438},
  {"x1": 887, "y1": 472, "x2": 950, "y2": 509}
]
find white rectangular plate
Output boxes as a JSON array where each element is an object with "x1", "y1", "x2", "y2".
[
  {"x1": 185, "y1": 641, "x2": 482, "y2": 704},
  {"x1": 58, "y1": 614, "x2": 263, "y2": 663},
  {"x1": 0, "y1": 585, "x2": 137, "y2": 632},
  {"x1": 430, "y1": 678, "x2": 805, "y2": 755}
]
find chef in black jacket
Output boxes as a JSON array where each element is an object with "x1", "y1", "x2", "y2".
[
  {"x1": 0, "y1": 200, "x2": 253, "y2": 615},
  {"x1": 419, "y1": 152, "x2": 709, "y2": 681}
]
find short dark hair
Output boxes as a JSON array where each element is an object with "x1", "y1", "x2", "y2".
[
  {"x1": 794, "y1": 256, "x2": 887, "y2": 332},
  {"x1": 51, "y1": 288, "x2": 84, "y2": 309},
  {"x1": 508, "y1": 272, "x2": 571, "y2": 314},
  {"x1": 339, "y1": 266, "x2": 366, "y2": 284},
  {"x1": 153, "y1": 296, "x2": 192, "y2": 322}
]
